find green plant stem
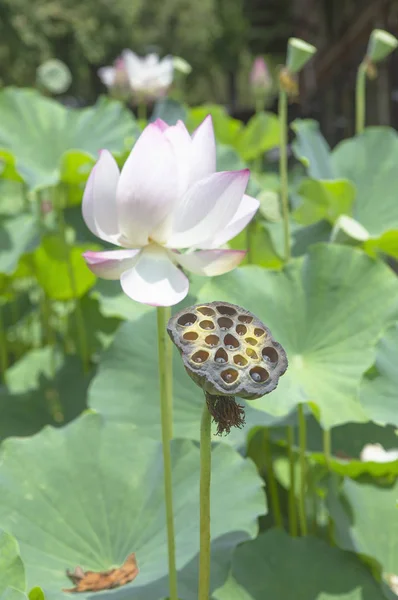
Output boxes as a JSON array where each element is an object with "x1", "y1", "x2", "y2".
[
  {"x1": 323, "y1": 428, "x2": 334, "y2": 544},
  {"x1": 356, "y1": 62, "x2": 367, "y2": 135},
  {"x1": 0, "y1": 307, "x2": 8, "y2": 382},
  {"x1": 137, "y1": 101, "x2": 147, "y2": 122},
  {"x1": 263, "y1": 427, "x2": 283, "y2": 528},
  {"x1": 298, "y1": 404, "x2": 307, "y2": 536},
  {"x1": 246, "y1": 220, "x2": 255, "y2": 264},
  {"x1": 198, "y1": 401, "x2": 212, "y2": 600},
  {"x1": 56, "y1": 188, "x2": 89, "y2": 371},
  {"x1": 286, "y1": 425, "x2": 298, "y2": 536},
  {"x1": 156, "y1": 306, "x2": 178, "y2": 600},
  {"x1": 278, "y1": 89, "x2": 290, "y2": 262}
]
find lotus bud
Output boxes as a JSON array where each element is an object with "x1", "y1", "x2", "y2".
[
  {"x1": 250, "y1": 57, "x2": 272, "y2": 91},
  {"x1": 367, "y1": 29, "x2": 398, "y2": 64},
  {"x1": 167, "y1": 302, "x2": 288, "y2": 435},
  {"x1": 173, "y1": 56, "x2": 192, "y2": 75},
  {"x1": 286, "y1": 38, "x2": 316, "y2": 74}
]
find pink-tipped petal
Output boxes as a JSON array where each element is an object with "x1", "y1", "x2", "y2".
[
  {"x1": 164, "y1": 120, "x2": 192, "y2": 195},
  {"x1": 176, "y1": 249, "x2": 246, "y2": 276},
  {"x1": 190, "y1": 115, "x2": 216, "y2": 183},
  {"x1": 120, "y1": 246, "x2": 189, "y2": 306},
  {"x1": 167, "y1": 169, "x2": 250, "y2": 249},
  {"x1": 116, "y1": 124, "x2": 178, "y2": 247},
  {"x1": 152, "y1": 118, "x2": 169, "y2": 131},
  {"x1": 199, "y1": 194, "x2": 260, "y2": 249},
  {"x1": 83, "y1": 249, "x2": 140, "y2": 280},
  {"x1": 82, "y1": 150, "x2": 121, "y2": 245}
]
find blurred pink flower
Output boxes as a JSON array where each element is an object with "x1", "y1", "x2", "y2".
[
  {"x1": 250, "y1": 56, "x2": 271, "y2": 90},
  {"x1": 98, "y1": 57, "x2": 130, "y2": 95},
  {"x1": 82, "y1": 117, "x2": 259, "y2": 306}
]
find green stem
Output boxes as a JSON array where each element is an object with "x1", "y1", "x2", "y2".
[
  {"x1": 323, "y1": 428, "x2": 334, "y2": 544},
  {"x1": 137, "y1": 101, "x2": 147, "y2": 122},
  {"x1": 198, "y1": 401, "x2": 212, "y2": 600},
  {"x1": 355, "y1": 62, "x2": 367, "y2": 135},
  {"x1": 246, "y1": 220, "x2": 255, "y2": 264},
  {"x1": 0, "y1": 307, "x2": 8, "y2": 382},
  {"x1": 263, "y1": 427, "x2": 283, "y2": 528},
  {"x1": 278, "y1": 89, "x2": 290, "y2": 262},
  {"x1": 156, "y1": 306, "x2": 178, "y2": 600},
  {"x1": 298, "y1": 404, "x2": 307, "y2": 536},
  {"x1": 56, "y1": 188, "x2": 89, "y2": 371},
  {"x1": 286, "y1": 425, "x2": 298, "y2": 536}
]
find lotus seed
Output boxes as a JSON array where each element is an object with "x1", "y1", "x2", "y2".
[
  {"x1": 215, "y1": 357, "x2": 226, "y2": 363},
  {"x1": 251, "y1": 371, "x2": 262, "y2": 382}
]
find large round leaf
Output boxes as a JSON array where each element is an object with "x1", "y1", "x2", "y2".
[
  {"x1": 88, "y1": 311, "x2": 297, "y2": 447},
  {"x1": 214, "y1": 529, "x2": 386, "y2": 600},
  {"x1": 330, "y1": 477, "x2": 398, "y2": 576},
  {"x1": 360, "y1": 324, "x2": 398, "y2": 427},
  {"x1": 0, "y1": 530, "x2": 25, "y2": 595},
  {"x1": 197, "y1": 244, "x2": 398, "y2": 428},
  {"x1": 0, "y1": 412, "x2": 265, "y2": 599},
  {"x1": 0, "y1": 89, "x2": 135, "y2": 190},
  {"x1": 0, "y1": 215, "x2": 40, "y2": 276}
]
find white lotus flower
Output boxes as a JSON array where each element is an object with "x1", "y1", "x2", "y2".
[
  {"x1": 360, "y1": 443, "x2": 398, "y2": 463},
  {"x1": 98, "y1": 57, "x2": 130, "y2": 94},
  {"x1": 82, "y1": 116, "x2": 259, "y2": 306},
  {"x1": 122, "y1": 50, "x2": 174, "y2": 100}
]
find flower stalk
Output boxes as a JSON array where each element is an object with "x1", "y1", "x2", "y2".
[
  {"x1": 355, "y1": 61, "x2": 367, "y2": 135},
  {"x1": 263, "y1": 427, "x2": 283, "y2": 528},
  {"x1": 286, "y1": 424, "x2": 298, "y2": 536},
  {"x1": 298, "y1": 403, "x2": 307, "y2": 536},
  {"x1": 156, "y1": 306, "x2": 178, "y2": 600},
  {"x1": 198, "y1": 401, "x2": 212, "y2": 600}
]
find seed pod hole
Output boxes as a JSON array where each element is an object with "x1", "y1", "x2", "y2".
[
  {"x1": 205, "y1": 334, "x2": 219, "y2": 347},
  {"x1": 178, "y1": 313, "x2": 197, "y2": 327},
  {"x1": 224, "y1": 334, "x2": 239, "y2": 350},
  {"x1": 221, "y1": 368, "x2": 239, "y2": 384},
  {"x1": 250, "y1": 366, "x2": 269, "y2": 383},
  {"x1": 192, "y1": 350, "x2": 209, "y2": 364},
  {"x1": 236, "y1": 324, "x2": 247, "y2": 336},
  {"x1": 262, "y1": 346, "x2": 279, "y2": 364},
  {"x1": 246, "y1": 348, "x2": 258, "y2": 360},
  {"x1": 197, "y1": 306, "x2": 216, "y2": 316},
  {"x1": 199, "y1": 320, "x2": 215, "y2": 330},
  {"x1": 217, "y1": 305, "x2": 237, "y2": 316},
  {"x1": 215, "y1": 348, "x2": 228, "y2": 364},
  {"x1": 238, "y1": 314, "x2": 253, "y2": 324},
  {"x1": 218, "y1": 317, "x2": 233, "y2": 331},
  {"x1": 245, "y1": 337, "x2": 258, "y2": 346},
  {"x1": 233, "y1": 354, "x2": 248, "y2": 367},
  {"x1": 183, "y1": 331, "x2": 198, "y2": 342},
  {"x1": 254, "y1": 328, "x2": 266, "y2": 337}
]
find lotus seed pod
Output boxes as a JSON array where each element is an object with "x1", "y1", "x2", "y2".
[
  {"x1": 286, "y1": 38, "x2": 316, "y2": 74},
  {"x1": 367, "y1": 29, "x2": 398, "y2": 63},
  {"x1": 167, "y1": 301, "x2": 288, "y2": 400}
]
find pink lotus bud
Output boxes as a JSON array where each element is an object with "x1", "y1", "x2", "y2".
[{"x1": 250, "y1": 57, "x2": 271, "y2": 90}]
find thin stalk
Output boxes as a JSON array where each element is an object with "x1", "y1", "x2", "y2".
[
  {"x1": 137, "y1": 101, "x2": 147, "y2": 122},
  {"x1": 323, "y1": 428, "x2": 334, "y2": 544},
  {"x1": 278, "y1": 89, "x2": 290, "y2": 262},
  {"x1": 263, "y1": 427, "x2": 283, "y2": 528},
  {"x1": 198, "y1": 402, "x2": 212, "y2": 600},
  {"x1": 156, "y1": 306, "x2": 178, "y2": 600},
  {"x1": 298, "y1": 404, "x2": 308, "y2": 536},
  {"x1": 0, "y1": 307, "x2": 8, "y2": 382},
  {"x1": 286, "y1": 425, "x2": 298, "y2": 536},
  {"x1": 246, "y1": 221, "x2": 255, "y2": 264},
  {"x1": 55, "y1": 188, "x2": 89, "y2": 371},
  {"x1": 355, "y1": 62, "x2": 367, "y2": 135}
]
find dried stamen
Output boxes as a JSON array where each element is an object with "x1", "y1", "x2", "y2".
[{"x1": 205, "y1": 392, "x2": 245, "y2": 436}]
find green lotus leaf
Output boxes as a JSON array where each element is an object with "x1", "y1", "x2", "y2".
[
  {"x1": 0, "y1": 182, "x2": 26, "y2": 217},
  {"x1": 151, "y1": 98, "x2": 187, "y2": 125},
  {"x1": 0, "y1": 215, "x2": 40, "y2": 276},
  {"x1": 89, "y1": 310, "x2": 297, "y2": 447},
  {"x1": 33, "y1": 235, "x2": 98, "y2": 300},
  {"x1": 0, "y1": 354, "x2": 90, "y2": 442},
  {"x1": 197, "y1": 244, "x2": 398, "y2": 428},
  {"x1": 0, "y1": 88, "x2": 135, "y2": 190},
  {"x1": 213, "y1": 529, "x2": 386, "y2": 600},
  {"x1": 234, "y1": 112, "x2": 280, "y2": 161},
  {"x1": 0, "y1": 530, "x2": 25, "y2": 595},
  {"x1": 291, "y1": 119, "x2": 335, "y2": 179},
  {"x1": 91, "y1": 279, "x2": 153, "y2": 321},
  {"x1": 1, "y1": 590, "x2": 27, "y2": 600},
  {"x1": 187, "y1": 104, "x2": 243, "y2": 146},
  {"x1": 67, "y1": 296, "x2": 121, "y2": 355},
  {"x1": 0, "y1": 412, "x2": 265, "y2": 599},
  {"x1": 294, "y1": 179, "x2": 356, "y2": 226},
  {"x1": 228, "y1": 221, "x2": 284, "y2": 269},
  {"x1": 360, "y1": 324, "x2": 398, "y2": 427},
  {"x1": 330, "y1": 477, "x2": 398, "y2": 576}
]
